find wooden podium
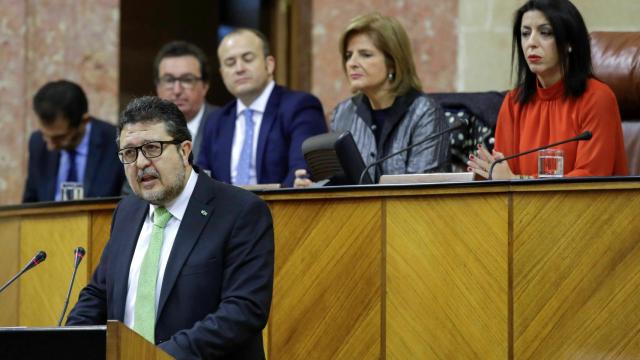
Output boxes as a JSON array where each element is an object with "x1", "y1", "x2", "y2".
[
  {"x1": 1, "y1": 178, "x2": 639, "y2": 359},
  {"x1": 0, "y1": 321, "x2": 172, "y2": 359}
]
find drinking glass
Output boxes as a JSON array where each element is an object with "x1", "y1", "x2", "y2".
[
  {"x1": 60, "y1": 182, "x2": 84, "y2": 201},
  {"x1": 537, "y1": 149, "x2": 564, "y2": 178}
]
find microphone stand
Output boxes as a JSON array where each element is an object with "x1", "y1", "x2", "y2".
[
  {"x1": 358, "y1": 120, "x2": 467, "y2": 185},
  {"x1": 488, "y1": 131, "x2": 592, "y2": 180},
  {"x1": 57, "y1": 247, "x2": 85, "y2": 326},
  {"x1": 0, "y1": 251, "x2": 47, "y2": 295}
]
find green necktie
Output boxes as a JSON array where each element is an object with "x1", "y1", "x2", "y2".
[{"x1": 133, "y1": 206, "x2": 172, "y2": 342}]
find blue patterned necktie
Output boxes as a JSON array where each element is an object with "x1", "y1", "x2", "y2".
[
  {"x1": 66, "y1": 149, "x2": 77, "y2": 182},
  {"x1": 236, "y1": 108, "x2": 254, "y2": 185}
]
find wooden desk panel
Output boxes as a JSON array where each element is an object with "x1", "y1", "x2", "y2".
[
  {"x1": 107, "y1": 320, "x2": 174, "y2": 359},
  {"x1": 269, "y1": 198, "x2": 382, "y2": 359},
  {"x1": 19, "y1": 213, "x2": 89, "y2": 327},
  {"x1": 387, "y1": 193, "x2": 509, "y2": 359},
  {"x1": 0, "y1": 218, "x2": 19, "y2": 325},
  {"x1": 89, "y1": 209, "x2": 114, "y2": 275},
  {"x1": 2, "y1": 181, "x2": 640, "y2": 358},
  {"x1": 513, "y1": 189, "x2": 640, "y2": 359}
]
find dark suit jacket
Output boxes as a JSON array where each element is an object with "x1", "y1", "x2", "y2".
[
  {"x1": 67, "y1": 172, "x2": 274, "y2": 360},
  {"x1": 197, "y1": 85, "x2": 327, "y2": 187},
  {"x1": 191, "y1": 102, "x2": 218, "y2": 161},
  {"x1": 22, "y1": 118, "x2": 125, "y2": 203}
]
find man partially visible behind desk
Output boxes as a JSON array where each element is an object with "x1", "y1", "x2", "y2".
[
  {"x1": 23, "y1": 80, "x2": 125, "y2": 202},
  {"x1": 154, "y1": 40, "x2": 218, "y2": 160},
  {"x1": 197, "y1": 28, "x2": 327, "y2": 187}
]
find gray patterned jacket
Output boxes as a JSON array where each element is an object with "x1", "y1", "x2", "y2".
[{"x1": 331, "y1": 90, "x2": 451, "y2": 181}]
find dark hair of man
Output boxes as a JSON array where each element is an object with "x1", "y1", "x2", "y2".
[
  {"x1": 511, "y1": 0, "x2": 592, "y2": 104},
  {"x1": 153, "y1": 41, "x2": 211, "y2": 83},
  {"x1": 219, "y1": 28, "x2": 271, "y2": 57},
  {"x1": 33, "y1": 80, "x2": 88, "y2": 128},
  {"x1": 118, "y1": 96, "x2": 194, "y2": 164}
]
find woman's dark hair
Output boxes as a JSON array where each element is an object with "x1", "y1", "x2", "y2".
[{"x1": 511, "y1": 0, "x2": 592, "y2": 104}]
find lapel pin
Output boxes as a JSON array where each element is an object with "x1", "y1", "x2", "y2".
[{"x1": 201, "y1": 210, "x2": 208, "y2": 216}]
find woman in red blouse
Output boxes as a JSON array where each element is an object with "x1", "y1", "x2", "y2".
[{"x1": 468, "y1": 0, "x2": 628, "y2": 179}]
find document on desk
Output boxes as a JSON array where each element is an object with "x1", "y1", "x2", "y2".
[{"x1": 379, "y1": 172, "x2": 474, "y2": 184}]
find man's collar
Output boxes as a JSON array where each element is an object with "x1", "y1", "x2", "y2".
[
  {"x1": 188, "y1": 104, "x2": 206, "y2": 123},
  {"x1": 149, "y1": 168, "x2": 198, "y2": 222},
  {"x1": 66, "y1": 120, "x2": 92, "y2": 156},
  {"x1": 236, "y1": 80, "x2": 275, "y2": 115}
]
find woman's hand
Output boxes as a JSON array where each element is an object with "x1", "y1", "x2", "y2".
[
  {"x1": 294, "y1": 169, "x2": 313, "y2": 188},
  {"x1": 467, "y1": 144, "x2": 516, "y2": 180}
]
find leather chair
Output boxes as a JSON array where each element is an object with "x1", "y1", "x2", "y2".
[{"x1": 591, "y1": 32, "x2": 640, "y2": 174}]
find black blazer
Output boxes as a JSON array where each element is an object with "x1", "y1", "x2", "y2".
[
  {"x1": 67, "y1": 172, "x2": 274, "y2": 360},
  {"x1": 22, "y1": 118, "x2": 125, "y2": 202}
]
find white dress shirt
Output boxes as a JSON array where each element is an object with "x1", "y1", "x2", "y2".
[
  {"x1": 123, "y1": 169, "x2": 198, "y2": 328},
  {"x1": 230, "y1": 80, "x2": 276, "y2": 185},
  {"x1": 187, "y1": 104, "x2": 205, "y2": 140},
  {"x1": 55, "y1": 121, "x2": 92, "y2": 201}
]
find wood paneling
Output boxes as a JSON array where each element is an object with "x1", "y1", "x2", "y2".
[
  {"x1": 269, "y1": 198, "x2": 382, "y2": 359},
  {"x1": 90, "y1": 210, "x2": 114, "y2": 275},
  {"x1": 107, "y1": 320, "x2": 173, "y2": 360},
  {"x1": 260, "y1": 183, "x2": 511, "y2": 201},
  {"x1": 19, "y1": 213, "x2": 89, "y2": 326},
  {"x1": 513, "y1": 190, "x2": 640, "y2": 359},
  {"x1": 387, "y1": 194, "x2": 509, "y2": 359},
  {"x1": 3, "y1": 180, "x2": 640, "y2": 358},
  {"x1": 0, "y1": 218, "x2": 20, "y2": 325},
  {"x1": 0, "y1": 200, "x2": 117, "y2": 218}
]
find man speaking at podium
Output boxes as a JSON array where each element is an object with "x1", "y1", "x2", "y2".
[{"x1": 66, "y1": 96, "x2": 274, "y2": 360}]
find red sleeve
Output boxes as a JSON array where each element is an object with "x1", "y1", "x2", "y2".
[
  {"x1": 495, "y1": 91, "x2": 521, "y2": 174},
  {"x1": 568, "y1": 83, "x2": 628, "y2": 176}
]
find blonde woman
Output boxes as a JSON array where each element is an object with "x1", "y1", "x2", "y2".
[{"x1": 295, "y1": 13, "x2": 450, "y2": 186}]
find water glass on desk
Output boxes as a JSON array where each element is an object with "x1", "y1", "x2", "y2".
[
  {"x1": 537, "y1": 149, "x2": 564, "y2": 178},
  {"x1": 61, "y1": 182, "x2": 84, "y2": 201}
]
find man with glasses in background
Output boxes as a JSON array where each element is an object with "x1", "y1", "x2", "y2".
[
  {"x1": 154, "y1": 41, "x2": 218, "y2": 159},
  {"x1": 67, "y1": 96, "x2": 274, "y2": 359},
  {"x1": 23, "y1": 80, "x2": 125, "y2": 202}
]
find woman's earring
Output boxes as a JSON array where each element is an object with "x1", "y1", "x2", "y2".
[
  {"x1": 568, "y1": 46, "x2": 573, "y2": 53},
  {"x1": 388, "y1": 72, "x2": 395, "y2": 81}
]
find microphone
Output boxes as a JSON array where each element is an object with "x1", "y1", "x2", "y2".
[
  {"x1": 57, "y1": 247, "x2": 86, "y2": 326},
  {"x1": 0, "y1": 251, "x2": 47, "y2": 295},
  {"x1": 358, "y1": 117, "x2": 468, "y2": 184},
  {"x1": 488, "y1": 131, "x2": 592, "y2": 180}
]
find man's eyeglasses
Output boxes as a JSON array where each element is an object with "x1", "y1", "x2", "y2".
[
  {"x1": 118, "y1": 140, "x2": 182, "y2": 164},
  {"x1": 157, "y1": 75, "x2": 203, "y2": 90}
]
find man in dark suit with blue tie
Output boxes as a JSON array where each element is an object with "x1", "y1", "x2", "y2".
[
  {"x1": 67, "y1": 96, "x2": 274, "y2": 359},
  {"x1": 23, "y1": 80, "x2": 125, "y2": 202},
  {"x1": 197, "y1": 28, "x2": 327, "y2": 187}
]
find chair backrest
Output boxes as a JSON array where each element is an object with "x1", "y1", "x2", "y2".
[
  {"x1": 591, "y1": 32, "x2": 640, "y2": 175},
  {"x1": 590, "y1": 32, "x2": 640, "y2": 120}
]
